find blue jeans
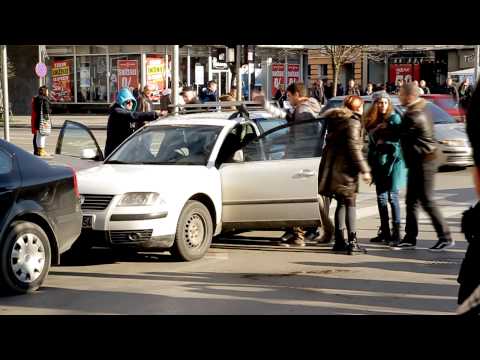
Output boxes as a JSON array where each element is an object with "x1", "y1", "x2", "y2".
[{"x1": 376, "y1": 190, "x2": 401, "y2": 231}]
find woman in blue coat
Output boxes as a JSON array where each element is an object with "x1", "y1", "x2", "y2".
[{"x1": 364, "y1": 91, "x2": 407, "y2": 245}]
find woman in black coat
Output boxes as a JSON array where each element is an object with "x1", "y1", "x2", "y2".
[{"x1": 318, "y1": 96, "x2": 372, "y2": 254}]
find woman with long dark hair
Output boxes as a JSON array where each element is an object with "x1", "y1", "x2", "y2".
[
  {"x1": 364, "y1": 91, "x2": 406, "y2": 245},
  {"x1": 318, "y1": 95, "x2": 372, "y2": 254},
  {"x1": 30, "y1": 85, "x2": 51, "y2": 157}
]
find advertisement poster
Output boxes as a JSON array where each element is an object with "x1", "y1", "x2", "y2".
[
  {"x1": 117, "y1": 60, "x2": 139, "y2": 91},
  {"x1": 389, "y1": 64, "x2": 421, "y2": 84},
  {"x1": 195, "y1": 64, "x2": 204, "y2": 85},
  {"x1": 51, "y1": 59, "x2": 73, "y2": 102},
  {"x1": 80, "y1": 67, "x2": 90, "y2": 88},
  {"x1": 146, "y1": 58, "x2": 166, "y2": 101},
  {"x1": 272, "y1": 63, "x2": 300, "y2": 96}
]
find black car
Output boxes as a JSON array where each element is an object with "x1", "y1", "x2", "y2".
[{"x1": 0, "y1": 139, "x2": 82, "y2": 294}]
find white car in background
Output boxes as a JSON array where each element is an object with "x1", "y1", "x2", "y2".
[{"x1": 52, "y1": 111, "x2": 326, "y2": 261}]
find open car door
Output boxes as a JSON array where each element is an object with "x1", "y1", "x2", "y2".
[
  {"x1": 50, "y1": 120, "x2": 104, "y2": 171},
  {"x1": 219, "y1": 118, "x2": 326, "y2": 232}
]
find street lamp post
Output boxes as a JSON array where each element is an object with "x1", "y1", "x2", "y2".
[
  {"x1": 1, "y1": 45, "x2": 10, "y2": 142},
  {"x1": 475, "y1": 45, "x2": 480, "y2": 85},
  {"x1": 172, "y1": 45, "x2": 179, "y2": 115}
]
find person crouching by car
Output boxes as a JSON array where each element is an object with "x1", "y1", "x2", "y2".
[
  {"x1": 364, "y1": 91, "x2": 406, "y2": 246},
  {"x1": 104, "y1": 87, "x2": 161, "y2": 158},
  {"x1": 30, "y1": 85, "x2": 51, "y2": 157},
  {"x1": 318, "y1": 95, "x2": 372, "y2": 254}
]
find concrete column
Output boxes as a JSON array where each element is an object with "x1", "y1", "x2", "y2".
[
  {"x1": 475, "y1": 45, "x2": 480, "y2": 84},
  {"x1": 208, "y1": 47, "x2": 212, "y2": 82},
  {"x1": 299, "y1": 52, "x2": 304, "y2": 83},
  {"x1": 2, "y1": 45, "x2": 10, "y2": 141},
  {"x1": 172, "y1": 45, "x2": 179, "y2": 115},
  {"x1": 141, "y1": 52, "x2": 147, "y2": 89},
  {"x1": 187, "y1": 47, "x2": 191, "y2": 86},
  {"x1": 284, "y1": 53, "x2": 288, "y2": 87},
  {"x1": 236, "y1": 45, "x2": 241, "y2": 101},
  {"x1": 362, "y1": 54, "x2": 368, "y2": 89},
  {"x1": 266, "y1": 57, "x2": 272, "y2": 100}
]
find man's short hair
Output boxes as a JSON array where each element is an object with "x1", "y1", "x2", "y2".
[
  {"x1": 401, "y1": 83, "x2": 420, "y2": 97},
  {"x1": 286, "y1": 82, "x2": 307, "y2": 97},
  {"x1": 180, "y1": 86, "x2": 195, "y2": 95},
  {"x1": 208, "y1": 80, "x2": 217, "y2": 87}
]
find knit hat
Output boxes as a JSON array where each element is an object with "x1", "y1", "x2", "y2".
[{"x1": 372, "y1": 90, "x2": 391, "y2": 102}]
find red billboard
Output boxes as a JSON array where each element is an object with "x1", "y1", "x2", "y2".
[
  {"x1": 51, "y1": 59, "x2": 73, "y2": 102},
  {"x1": 389, "y1": 64, "x2": 421, "y2": 83},
  {"x1": 117, "y1": 60, "x2": 139, "y2": 91},
  {"x1": 272, "y1": 63, "x2": 300, "y2": 96}
]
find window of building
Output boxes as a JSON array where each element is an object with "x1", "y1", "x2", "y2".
[
  {"x1": 76, "y1": 55, "x2": 108, "y2": 103},
  {"x1": 319, "y1": 64, "x2": 328, "y2": 80}
]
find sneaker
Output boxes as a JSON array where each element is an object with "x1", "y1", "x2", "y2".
[
  {"x1": 391, "y1": 241, "x2": 416, "y2": 250},
  {"x1": 429, "y1": 239, "x2": 455, "y2": 252}
]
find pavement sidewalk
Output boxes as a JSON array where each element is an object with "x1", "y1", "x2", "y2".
[{"x1": 5, "y1": 115, "x2": 108, "y2": 130}]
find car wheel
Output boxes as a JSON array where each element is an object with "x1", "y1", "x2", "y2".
[
  {"x1": 170, "y1": 200, "x2": 213, "y2": 261},
  {"x1": 0, "y1": 221, "x2": 52, "y2": 294}
]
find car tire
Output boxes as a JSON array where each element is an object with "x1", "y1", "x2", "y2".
[
  {"x1": 170, "y1": 200, "x2": 213, "y2": 261},
  {"x1": 0, "y1": 221, "x2": 52, "y2": 295}
]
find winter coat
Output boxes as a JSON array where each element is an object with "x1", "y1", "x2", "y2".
[
  {"x1": 399, "y1": 98, "x2": 438, "y2": 169},
  {"x1": 199, "y1": 88, "x2": 218, "y2": 103},
  {"x1": 30, "y1": 95, "x2": 51, "y2": 135},
  {"x1": 104, "y1": 88, "x2": 159, "y2": 157},
  {"x1": 137, "y1": 94, "x2": 153, "y2": 112},
  {"x1": 367, "y1": 112, "x2": 407, "y2": 192},
  {"x1": 318, "y1": 107, "x2": 371, "y2": 199},
  {"x1": 458, "y1": 84, "x2": 473, "y2": 111},
  {"x1": 310, "y1": 86, "x2": 327, "y2": 105},
  {"x1": 345, "y1": 86, "x2": 361, "y2": 96}
]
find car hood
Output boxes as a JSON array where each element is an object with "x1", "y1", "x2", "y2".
[
  {"x1": 77, "y1": 164, "x2": 212, "y2": 194},
  {"x1": 434, "y1": 123, "x2": 468, "y2": 142}
]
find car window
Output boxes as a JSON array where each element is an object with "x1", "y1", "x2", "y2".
[
  {"x1": 425, "y1": 103, "x2": 456, "y2": 124},
  {"x1": 0, "y1": 149, "x2": 12, "y2": 174},
  {"x1": 56, "y1": 121, "x2": 102, "y2": 159},
  {"x1": 106, "y1": 125, "x2": 222, "y2": 165},
  {"x1": 256, "y1": 118, "x2": 288, "y2": 133},
  {"x1": 242, "y1": 119, "x2": 326, "y2": 161},
  {"x1": 436, "y1": 98, "x2": 457, "y2": 109}
]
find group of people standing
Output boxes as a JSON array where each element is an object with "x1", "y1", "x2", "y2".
[{"x1": 266, "y1": 81, "x2": 454, "y2": 254}]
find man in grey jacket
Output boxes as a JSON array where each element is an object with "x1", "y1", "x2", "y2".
[{"x1": 264, "y1": 82, "x2": 334, "y2": 247}]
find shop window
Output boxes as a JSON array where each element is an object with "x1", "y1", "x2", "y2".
[
  {"x1": 76, "y1": 55, "x2": 108, "y2": 103},
  {"x1": 75, "y1": 45, "x2": 107, "y2": 55},
  {"x1": 46, "y1": 56, "x2": 74, "y2": 102}
]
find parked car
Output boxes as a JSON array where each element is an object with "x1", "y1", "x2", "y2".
[
  {"x1": 0, "y1": 139, "x2": 82, "y2": 294},
  {"x1": 52, "y1": 114, "x2": 325, "y2": 261},
  {"x1": 322, "y1": 96, "x2": 473, "y2": 168},
  {"x1": 421, "y1": 94, "x2": 465, "y2": 122}
]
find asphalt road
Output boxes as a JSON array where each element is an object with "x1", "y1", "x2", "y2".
[{"x1": 0, "y1": 127, "x2": 477, "y2": 314}]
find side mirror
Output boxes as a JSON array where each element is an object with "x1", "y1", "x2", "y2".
[
  {"x1": 232, "y1": 149, "x2": 244, "y2": 162},
  {"x1": 81, "y1": 148, "x2": 98, "y2": 160}
]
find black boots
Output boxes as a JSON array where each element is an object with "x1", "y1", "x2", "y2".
[
  {"x1": 332, "y1": 228, "x2": 348, "y2": 251},
  {"x1": 347, "y1": 232, "x2": 367, "y2": 254},
  {"x1": 391, "y1": 223, "x2": 401, "y2": 246},
  {"x1": 370, "y1": 224, "x2": 392, "y2": 243}
]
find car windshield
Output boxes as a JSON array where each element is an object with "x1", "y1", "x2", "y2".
[
  {"x1": 106, "y1": 125, "x2": 222, "y2": 165},
  {"x1": 395, "y1": 102, "x2": 455, "y2": 124}
]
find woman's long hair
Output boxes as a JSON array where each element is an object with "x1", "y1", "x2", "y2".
[{"x1": 364, "y1": 99, "x2": 394, "y2": 132}]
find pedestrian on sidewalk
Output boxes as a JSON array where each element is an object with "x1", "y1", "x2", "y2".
[
  {"x1": 442, "y1": 78, "x2": 460, "y2": 105},
  {"x1": 458, "y1": 78, "x2": 473, "y2": 114},
  {"x1": 310, "y1": 80, "x2": 327, "y2": 105},
  {"x1": 392, "y1": 82, "x2": 454, "y2": 251},
  {"x1": 263, "y1": 82, "x2": 334, "y2": 247},
  {"x1": 104, "y1": 87, "x2": 161, "y2": 157},
  {"x1": 364, "y1": 91, "x2": 406, "y2": 246},
  {"x1": 345, "y1": 79, "x2": 361, "y2": 96},
  {"x1": 318, "y1": 95, "x2": 372, "y2": 254},
  {"x1": 199, "y1": 81, "x2": 219, "y2": 103},
  {"x1": 30, "y1": 85, "x2": 51, "y2": 157},
  {"x1": 419, "y1": 80, "x2": 431, "y2": 95},
  {"x1": 364, "y1": 83, "x2": 374, "y2": 96}
]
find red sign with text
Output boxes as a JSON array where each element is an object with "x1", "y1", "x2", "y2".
[
  {"x1": 51, "y1": 59, "x2": 73, "y2": 102},
  {"x1": 117, "y1": 60, "x2": 139, "y2": 91},
  {"x1": 272, "y1": 63, "x2": 300, "y2": 96},
  {"x1": 389, "y1": 64, "x2": 421, "y2": 83}
]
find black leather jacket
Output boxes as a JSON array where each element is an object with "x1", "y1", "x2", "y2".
[{"x1": 399, "y1": 98, "x2": 437, "y2": 168}]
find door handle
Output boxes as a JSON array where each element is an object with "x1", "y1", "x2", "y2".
[{"x1": 295, "y1": 169, "x2": 316, "y2": 177}]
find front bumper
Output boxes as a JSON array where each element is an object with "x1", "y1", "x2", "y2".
[
  {"x1": 80, "y1": 229, "x2": 175, "y2": 249},
  {"x1": 439, "y1": 145, "x2": 474, "y2": 167}
]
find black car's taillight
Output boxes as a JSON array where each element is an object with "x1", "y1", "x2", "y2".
[{"x1": 68, "y1": 166, "x2": 80, "y2": 198}]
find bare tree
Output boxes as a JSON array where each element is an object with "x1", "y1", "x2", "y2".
[
  {"x1": 0, "y1": 56, "x2": 16, "y2": 104},
  {"x1": 317, "y1": 45, "x2": 387, "y2": 96}
]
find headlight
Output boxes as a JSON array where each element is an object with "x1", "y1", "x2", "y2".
[
  {"x1": 117, "y1": 192, "x2": 160, "y2": 207},
  {"x1": 438, "y1": 139, "x2": 465, "y2": 147}
]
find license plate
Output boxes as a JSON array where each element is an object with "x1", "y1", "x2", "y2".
[{"x1": 82, "y1": 215, "x2": 93, "y2": 229}]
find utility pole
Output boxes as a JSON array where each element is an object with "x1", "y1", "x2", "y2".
[
  {"x1": 1, "y1": 45, "x2": 10, "y2": 141},
  {"x1": 236, "y1": 45, "x2": 241, "y2": 101},
  {"x1": 475, "y1": 45, "x2": 480, "y2": 85},
  {"x1": 172, "y1": 45, "x2": 179, "y2": 115}
]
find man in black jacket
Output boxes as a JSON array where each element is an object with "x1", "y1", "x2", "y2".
[
  {"x1": 392, "y1": 83, "x2": 453, "y2": 251},
  {"x1": 105, "y1": 87, "x2": 160, "y2": 157},
  {"x1": 457, "y1": 79, "x2": 480, "y2": 311},
  {"x1": 442, "y1": 78, "x2": 460, "y2": 105}
]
